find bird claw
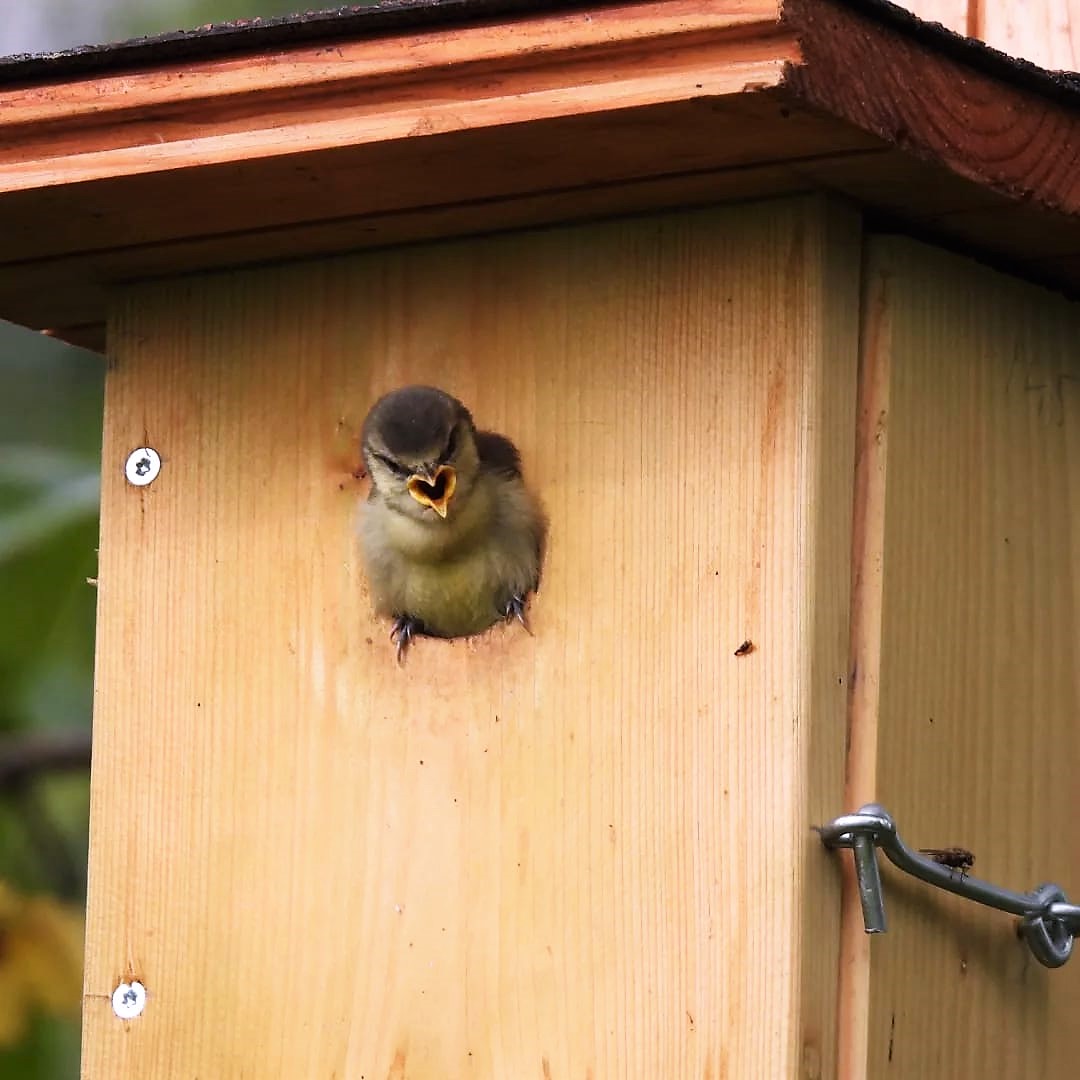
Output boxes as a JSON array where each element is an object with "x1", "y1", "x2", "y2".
[
  {"x1": 390, "y1": 616, "x2": 423, "y2": 663},
  {"x1": 501, "y1": 595, "x2": 532, "y2": 634}
]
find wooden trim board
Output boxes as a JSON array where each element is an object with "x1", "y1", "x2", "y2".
[{"x1": 1, "y1": 0, "x2": 1078, "y2": 342}]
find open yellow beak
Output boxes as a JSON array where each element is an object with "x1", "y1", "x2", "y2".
[{"x1": 407, "y1": 465, "x2": 457, "y2": 518}]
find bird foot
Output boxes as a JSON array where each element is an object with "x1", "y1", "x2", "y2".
[
  {"x1": 501, "y1": 595, "x2": 532, "y2": 634},
  {"x1": 390, "y1": 615, "x2": 423, "y2": 663}
]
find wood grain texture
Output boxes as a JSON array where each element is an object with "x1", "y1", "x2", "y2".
[
  {"x1": 798, "y1": 202, "x2": 865, "y2": 1080},
  {"x1": 84, "y1": 197, "x2": 860, "y2": 1078},
  {"x1": 835, "y1": 239, "x2": 893, "y2": 1080},
  {"x1": 0, "y1": 102, "x2": 876, "y2": 336},
  {"x1": 850, "y1": 236, "x2": 1080, "y2": 1079},
  {"x1": 0, "y1": 0, "x2": 783, "y2": 145},
  {"x1": 782, "y1": 0, "x2": 1080, "y2": 215},
  {"x1": 0, "y1": 0, "x2": 791, "y2": 196},
  {"x1": 982, "y1": 0, "x2": 1080, "y2": 69},
  {"x1": 0, "y1": 51, "x2": 792, "y2": 194},
  {"x1": 0, "y1": 93, "x2": 872, "y2": 275},
  {"x1": 6, "y1": 0, "x2": 1080, "y2": 337},
  {"x1": 21, "y1": 156, "x2": 821, "y2": 347},
  {"x1": 30, "y1": 138, "x2": 1080, "y2": 351}
]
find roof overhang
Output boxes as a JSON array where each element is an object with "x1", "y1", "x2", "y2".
[{"x1": 1, "y1": 0, "x2": 1078, "y2": 349}]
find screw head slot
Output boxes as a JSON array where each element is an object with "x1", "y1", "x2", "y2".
[
  {"x1": 112, "y1": 980, "x2": 147, "y2": 1019},
  {"x1": 125, "y1": 447, "x2": 161, "y2": 487}
]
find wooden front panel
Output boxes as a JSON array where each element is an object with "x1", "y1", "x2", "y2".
[
  {"x1": 83, "y1": 198, "x2": 859, "y2": 1078},
  {"x1": 848, "y1": 237, "x2": 1080, "y2": 1077}
]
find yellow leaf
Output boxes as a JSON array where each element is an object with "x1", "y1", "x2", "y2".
[
  {"x1": 0, "y1": 880, "x2": 84, "y2": 1037},
  {"x1": 10, "y1": 895, "x2": 84, "y2": 1015},
  {"x1": 0, "y1": 962, "x2": 30, "y2": 1047}
]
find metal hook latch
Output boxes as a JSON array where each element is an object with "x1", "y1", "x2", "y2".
[{"x1": 817, "y1": 804, "x2": 1080, "y2": 968}]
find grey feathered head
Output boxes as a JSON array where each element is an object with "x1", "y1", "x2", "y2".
[{"x1": 360, "y1": 386, "x2": 478, "y2": 519}]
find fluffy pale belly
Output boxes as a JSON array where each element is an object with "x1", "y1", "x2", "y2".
[
  {"x1": 392, "y1": 553, "x2": 506, "y2": 637},
  {"x1": 359, "y1": 485, "x2": 540, "y2": 638}
]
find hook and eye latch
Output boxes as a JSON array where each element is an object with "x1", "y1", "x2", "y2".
[{"x1": 816, "y1": 804, "x2": 1080, "y2": 968}]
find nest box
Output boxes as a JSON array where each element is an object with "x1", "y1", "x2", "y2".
[{"x1": 2, "y1": 0, "x2": 1078, "y2": 1075}]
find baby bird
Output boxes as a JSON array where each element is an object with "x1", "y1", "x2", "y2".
[{"x1": 358, "y1": 385, "x2": 545, "y2": 661}]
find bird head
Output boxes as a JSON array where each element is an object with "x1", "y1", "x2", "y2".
[{"x1": 360, "y1": 386, "x2": 479, "y2": 520}]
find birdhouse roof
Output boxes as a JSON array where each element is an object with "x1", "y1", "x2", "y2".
[{"x1": 2, "y1": 0, "x2": 1078, "y2": 348}]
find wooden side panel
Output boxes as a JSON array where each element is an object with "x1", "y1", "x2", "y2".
[
  {"x1": 982, "y1": 0, "x2": 1080, "y2": 69},
  {"x1": 851, "y1": 237, "x2": 1080, "y2": 1078},
  {"x1": 894, "y1": 0, "x2": 1080, "y2": 67},
  {"x1": 896, "y1": 0, "x2": 970, "y2": 35},
  {"x1": 83, "y1": 198, "x2": 860, "y2": 1079}
]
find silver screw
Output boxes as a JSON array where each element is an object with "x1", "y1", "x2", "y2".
[
  {"x1": 111, "y1": 980, "x2": 147, "y2": 1019},
  {"x1": 124, "y1": 447, "x2": 161, "y2": 487}
]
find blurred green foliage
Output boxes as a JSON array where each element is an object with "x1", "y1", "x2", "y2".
[
  {"x1": 109, "y1": 0, "x2": 322, "y2": 41},
  {"x1": 0, "y1": 1013, "x2": 82, "y2": 1080},
  {"x1": 0, "y1": 333, "x2": 101, "y2": 732},
  {"x1": 0, "y1": 322, "x2": 101, "y2": 1078}
]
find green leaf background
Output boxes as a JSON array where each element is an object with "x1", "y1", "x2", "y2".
[{"x1": 0, "y1": 322, "x2": 101, "y2": 1078}]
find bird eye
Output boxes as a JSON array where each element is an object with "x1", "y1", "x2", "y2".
[{"x1": 372, "y1": 451, "x2": 410, "y2": 478}]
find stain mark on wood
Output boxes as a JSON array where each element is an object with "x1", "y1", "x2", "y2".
[{"x1": 387, "y1": 1047, "x2": 407, "y2": 1080}]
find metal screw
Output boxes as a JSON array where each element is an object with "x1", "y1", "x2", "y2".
[
  {"x1": 111, "y1": 980, "x2": 147, "y2": 1019},
  {"x1": 124, "y1": 447, "x2": 161, "y2": 487}
]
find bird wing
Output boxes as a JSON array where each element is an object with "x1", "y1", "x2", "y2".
[
  {"x1": 476, "y1": 429, "x2": 545, "y2": 588},
  {"x1": 475, "y1": 431, "x2": 523, "y2": 478}
]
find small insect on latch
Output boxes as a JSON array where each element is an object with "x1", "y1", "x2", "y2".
[{"x1": 919, "y1": 847, "x2": 976, "y2": 879}]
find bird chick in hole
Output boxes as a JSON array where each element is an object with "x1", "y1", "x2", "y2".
[{"x1": 359, "y1": 385, "x2": 546, "y2": 661}]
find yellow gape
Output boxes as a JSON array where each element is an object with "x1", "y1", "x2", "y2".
[{"x1": 406, "y1": 465, "x2": 457, "y2": 518}]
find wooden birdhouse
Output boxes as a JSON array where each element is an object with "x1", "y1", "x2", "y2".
[{"x1": 2, "y1": 0, "x2": 1078, "y2": 1075}]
